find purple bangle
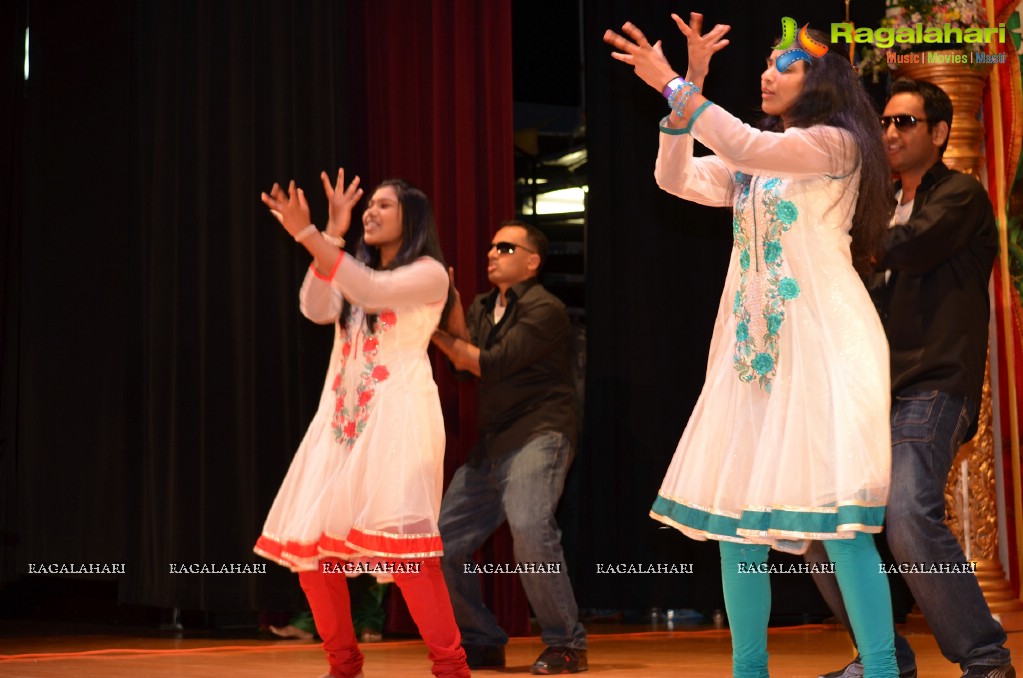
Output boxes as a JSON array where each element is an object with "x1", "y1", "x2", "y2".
[{"x1": 661, "y1": 77, "x2": 684, "y2": 100}]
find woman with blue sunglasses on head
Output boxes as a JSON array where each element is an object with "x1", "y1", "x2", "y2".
[{"x1": 605, "y1": 11, "x2": 898, "y2": 678}]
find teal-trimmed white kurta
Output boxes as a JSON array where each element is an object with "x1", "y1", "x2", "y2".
[{"x1": 649, "y1": 104, "x2": 891, "y2": 555}]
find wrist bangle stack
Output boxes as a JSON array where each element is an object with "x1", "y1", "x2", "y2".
[
  {"x1": 666, "y1": 79, "x2": 701, "y2": 118},
  {"x1": 294, "y1": 224, "x2": 318, "y2": 242},
  {"x1": 322, "y1": 233, "x2": 345, "y2": 248},
  {"x1": 661, "y1": 77, "x2": 684, "y2": 99}
]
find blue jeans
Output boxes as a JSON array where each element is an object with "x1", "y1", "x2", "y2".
[
  {"x1": 806, "y1": 390, "x2": 1010, "y2": 670},
  {"x1": 438, "y1": 431, "x2": 587, "y2": 650}
]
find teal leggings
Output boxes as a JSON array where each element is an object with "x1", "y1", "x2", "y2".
[{"x1": 719, "y1": 534, "x2": 898, "y2": 678}]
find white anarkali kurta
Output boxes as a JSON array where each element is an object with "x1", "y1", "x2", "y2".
[
  {"x1": 649, "y1": 104, "x2": 891, "y2": 554},
  {"x1": 255, "y1": 254, "x2": 449, "y2": 571}
]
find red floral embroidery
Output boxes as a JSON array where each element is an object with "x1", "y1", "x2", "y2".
[{"x1": 331, "y1": 309, "x2": 396, "y2": 448}]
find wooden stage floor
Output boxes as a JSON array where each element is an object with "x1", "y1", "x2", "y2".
[{"x1": 2, "y1": 621, "x2": 1021, "y2": 677}]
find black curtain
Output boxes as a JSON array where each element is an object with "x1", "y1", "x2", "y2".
[
  {"x1": 9, "y1": 0, "x2": 136, "y2": 587},
  {"x1": 4, "y1": 0, "x2": 364, "y2": 612},
  {"x1": 577, "y1": 0, "x2": 886, "y2": 616},
  {"x1": 127, "y1": 0, "x2": 366, "y2": 611}
]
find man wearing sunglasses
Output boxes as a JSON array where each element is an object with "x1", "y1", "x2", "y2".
[
  {"x1": 431, "y1": 220, "x2": 588, "y2": 674},
  {"x1": 807, "y1": 79, "x2": 1011, "y2": 678}
]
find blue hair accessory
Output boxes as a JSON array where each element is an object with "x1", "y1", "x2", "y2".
[{"x1": 776, "y1": 48, "x2": 811, "y2": 73}]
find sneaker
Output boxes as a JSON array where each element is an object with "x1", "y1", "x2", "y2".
[
  {"x1": 531, "y1": 646, "x2": 588, "y2": 674},
  {"x1": 462, "y1": 643, "x2": 505, "y2": 669},
  {"x1": 819, "y1": 660, "x2": 917, "y2": 678},
  {"x1": 962, "y1": 665, "x2": 1016, "y2": 678}
]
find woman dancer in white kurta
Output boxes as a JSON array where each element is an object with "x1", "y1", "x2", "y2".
[
  {"x1": 257, "y1": 173, "x2": 469, "y2": 678},
  {"x1": 605, "y1": 13, "x2": 898, "y2": 678}
]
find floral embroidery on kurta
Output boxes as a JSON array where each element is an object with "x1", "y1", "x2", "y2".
[
  {"x1": 331, "y1": 309, "x2": 396, "y2": 447},
  {"x1": 732, "y1": 173, "x2": 800, "y2": 391}
]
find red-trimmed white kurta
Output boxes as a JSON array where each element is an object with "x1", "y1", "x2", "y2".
[{"x1": 255, "y1": 254, "x2": 449, "y2": 572}]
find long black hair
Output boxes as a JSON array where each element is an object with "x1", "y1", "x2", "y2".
[
  {"x1": 340, "y1": 179, "x2": 454, "y2": 332},
  {"x1": 760, "y1": 31, "x2": 894, "y2": 278}
]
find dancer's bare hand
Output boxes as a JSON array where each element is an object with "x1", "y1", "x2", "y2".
[
  {"x1": 603, "y1": 22, "x2": 678, "y2": 92},
  {"x1": 260, "y1": 180, "x2": 311, "y2": 238},
  {"x1": 321, "y1": 168, "x2": 363, "y2": 238}
]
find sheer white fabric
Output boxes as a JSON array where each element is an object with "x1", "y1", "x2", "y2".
[
  {"x1": 256, "y1": 255, "x2": 450, "y2": 571},
  {"x1": 650, "y1": 105, "x2": 891, "y2": 554}
]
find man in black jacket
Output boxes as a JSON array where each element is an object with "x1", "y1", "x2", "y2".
[
  {"x1": 809, "y1": 79, "x2": 1012, "y2": 678},
  {"x1": 431, "y1": 220, "x2": 587, "y2": 674}
]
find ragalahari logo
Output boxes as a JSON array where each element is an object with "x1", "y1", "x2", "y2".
[{"x1": 774, "y1": 17, "x2": 829, "y2": 72}]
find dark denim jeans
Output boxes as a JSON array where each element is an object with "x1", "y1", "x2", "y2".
[
  {"x1": 806, "y1": 390, "x2": 1010, "y2": 671},
  {"x1": 438, "y1": 431, "x2": 587, "y2": 650}
]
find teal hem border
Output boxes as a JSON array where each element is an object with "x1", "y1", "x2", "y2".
[{"x1": 650, "y1": 494, "x2": 885, "y2": 541}]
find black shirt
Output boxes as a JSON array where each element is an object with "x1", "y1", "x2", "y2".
[
  {"x1": 872, "y1": 162, "x2": 997, "y2": 435},
  {"x1": 466, "y1": 278, "x2": 577, "y2": 461}
]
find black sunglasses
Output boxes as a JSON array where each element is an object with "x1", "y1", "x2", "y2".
[
  {"x1": 880, "y1": 114, "x2": 930, "y2": 130},
  {"x1": 490, "y1": 241, "x2": 536, "y2": 255}
]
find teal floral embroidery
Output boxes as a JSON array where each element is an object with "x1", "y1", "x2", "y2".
[
  {"x1": 736, "y1": 321, "x2": 749, "y2": 342},
  {"x1": 731, "y1": 175, "x2": 800, "y2": 391},
  {"x1": 776, "y1": 200, "x2": 797, "y2": 224},
  {"x1": 752, "y1": 352, "x2": 774, "y2": 375},
  {"x1": 778, "y1": 277, "x2": 801, "y2": 300}
]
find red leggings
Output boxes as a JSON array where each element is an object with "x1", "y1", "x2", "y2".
[{"x1": 299, "y1": 557, "x2": 469, "y2": 678}]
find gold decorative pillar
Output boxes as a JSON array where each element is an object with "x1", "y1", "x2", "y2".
[
  {"x1": 946, "y1": 359, "x2": 1022, "y2": 612},
  {"x1": 894, "y1": 53, "x2": 991, "y2": 177}
]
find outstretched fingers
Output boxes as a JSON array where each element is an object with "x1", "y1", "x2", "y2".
[{"x1": 603, "y1": 21, "x2": 653, "y2": 62}]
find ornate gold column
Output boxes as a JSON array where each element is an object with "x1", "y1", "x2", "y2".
[
  {"x1": 946, "y1": 358, "x2": 1022, "y2": 612},
  {"x1": 894, "y1": 52, "x2": 990, "y2": 176}
]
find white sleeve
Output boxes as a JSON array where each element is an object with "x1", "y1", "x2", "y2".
[
  {"x1": 654, "y1": 119, "x2": 734, "y2": 207},
  {"x1": 299, "y1": 267, "x2": 343, "y2": 324},
  {"x1": 690, "y1": 104, "x2": 857, "y2": 178},
  {"x1": 319, "y1": 254, "x2": 448, "y2": 311}
]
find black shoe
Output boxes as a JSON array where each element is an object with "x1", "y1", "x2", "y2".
[
  {"x1": 962, "y1": 665, "x2": 1016, "y2": 678},
  {"x1": 530, "y1": 646, "x2": 588, "y2": 674},
  {"x1": 462, "y1": 643, "x2": 505, "y2": 669},
  {"x1": 819, "y1": 659, "x2": 917, "y2": 678}
]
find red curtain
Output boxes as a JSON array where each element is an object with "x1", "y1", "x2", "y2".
[
  {"x1": 348, "y1": 0, "x2": 530, "y2": 636},
  {"x1": 984, "y1": 0, "x2": 1023, "y2": 592}
]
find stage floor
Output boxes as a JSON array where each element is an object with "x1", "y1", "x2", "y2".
[{"x1": 1, "y1": 621, "x2": 1021, "y2": 677}]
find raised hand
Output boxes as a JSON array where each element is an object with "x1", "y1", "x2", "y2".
[
  {"x1": 670, "y1": 12, "x2": 730, "y2": 86},
  {"x1": 321, "y1": 168, "x2": 363, "y2": 238},
  {"x1": 604, "y1": 12, "x2": 730, "y2": 92},
  {"x1": 603, "y1": 22, "x2": 678, "y2": 92},
  {"x1": 260, "y1": 180, "x2": 312, "y2": 239}
]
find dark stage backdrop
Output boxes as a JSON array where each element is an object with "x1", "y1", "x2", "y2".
[
  {"x1": 2, "y1": 0, "x2": 892, "y2": 625},
  {"x1": 2, "y1": 0, "x2": 520, "y2": 624}
]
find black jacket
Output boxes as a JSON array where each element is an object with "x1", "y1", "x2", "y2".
[
  {"x1": 466, "y1": 278, "x2": 577, "y2": 461},
  {"x1": 871, "y1": 161, "x2": 997, "y2": 437}
]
